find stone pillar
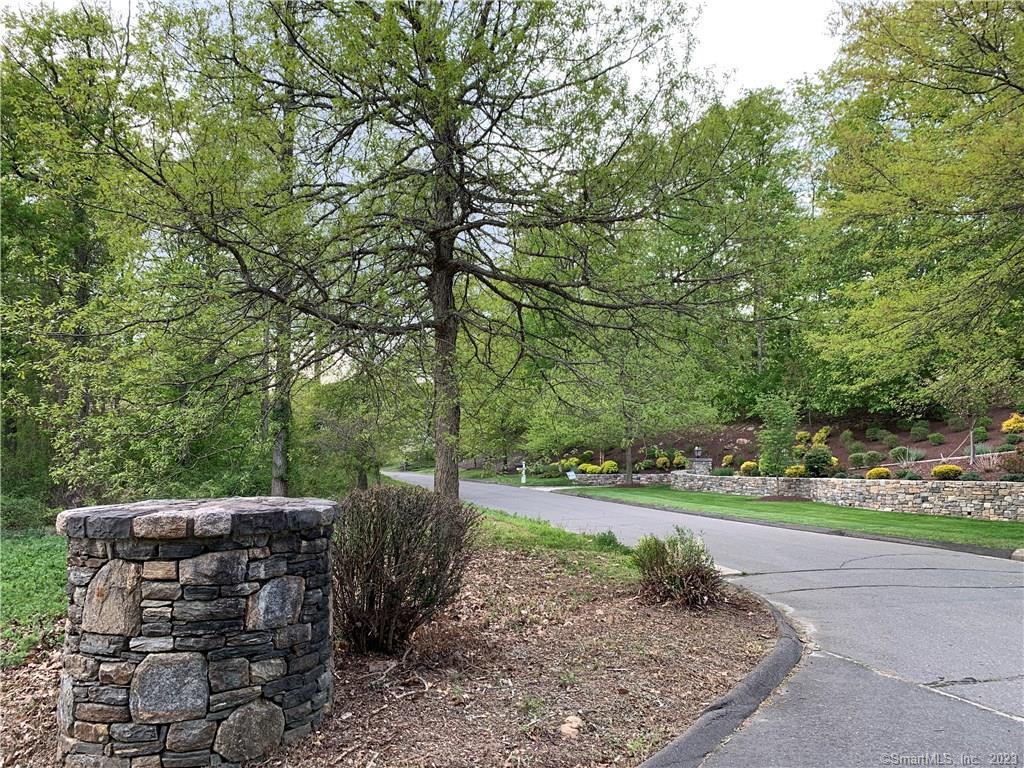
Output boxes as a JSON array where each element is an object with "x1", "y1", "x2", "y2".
[
  {"x1": 690, "y1": 457, "x2": 713, "y2": 475},
  {"x1": 55, "y1": 497, "x2": 338, "y2": 767}
]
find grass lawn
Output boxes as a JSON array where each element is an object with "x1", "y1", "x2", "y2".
[
  {"x1": 564, "y1": 487, "x2": 1024, "y2": 551},
  {"x1": 0, "y1": 529, "x2": 67, "y2": 668},
  {"x1": 476, "y1": 506, "x2": 636, "y2": 581}
]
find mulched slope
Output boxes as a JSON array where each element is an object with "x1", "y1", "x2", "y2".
[{"x1": 0, "y1": 549, "x2": 774, "y2": 768}]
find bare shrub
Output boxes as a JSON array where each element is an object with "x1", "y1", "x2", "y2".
[{"x1": 332, "y1": 485, "x2": 479, "y2": 654}]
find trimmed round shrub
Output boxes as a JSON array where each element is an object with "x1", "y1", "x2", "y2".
[
  {"x1": 889, "y1": 446, "x2": 910, "y2": 462},
  {"x1": 999, "y1": 473, "x2": 1024, "y2": 482},
  {"x1": 839, "y1": 429, "x2": 855, "y2": 449},
  {"x1": 900, "y1": 471, "x2": 922, "y2": 480},
  {"x1": 1006, "y1": 433, "x2": 1023, "y2": 445},
  {"x1": 739, "y1": 460, "x2": 759, "y2": 476},
  {"x1": 847, "y1": 440, "x2": 866, "y2": 454},
  {"x1": 560, "y1": 457, "x2": 580, "y2": 472},
  {"x1": 721, "y1": 453, "x2": 734, "y2": 467},
  {"x1": 632, "y1": 527, "x2": 723, "y2": 607},
  {"x1": 803, "y1": 445, "x2": 835, "y2": 478},
  {"x1": 931, "y1": 464, "x2": 963, "y2": 480},
  {"x1": 946, "y1": 414, "x2": 966, "y2": 431},
  {"x1": 927, "y1": 432, "x2": 945, "y2": 445},
  {"x1": 865, "y1": 425, "x2": 883, "y2": 441},
  {"x1": 579, "y1": 463, "x2": 602, "y2": 474},
  {"x1": 910, "y1": 420, "x2": 930, "y2": 442},
  {"x1": 833, "y1": 471, "x2": 849, "y2": 478},
  {"x1": 848, "y1": 452, "x2": 867, "y2": 468},
  {"x1": 784, "y1": 464, "x2": 807, "y2": 478},
  {"x1": 895, "y1": 418, "x2": 914, "y2": 432},
  {"x1": 866, "y1": 467, "x2": 892, "y2": 480},
  {"x1": 795, "y1": 430, "x2": 811, "y2": 445},
  {"x1": 976, "y1": 416, "x2": 993, "y2": 429},
  {"x1": 711, "y1": 467, "x2": 736, "y2": 476},
  {"x1": 972, "y1": 426, "x2": 989, "y2": 442},
  {"x1": 863, "y1": 450, "x2": 885, "y2": 466},
  {"x1": 333, "y1": 486, "x2": 479, "y2": 653},
  {"x1": 600, "y1": 460, "x2": 619, "y2": 474},
  {"x1": 960, "y1": 471, "x2": 983, "y2": 481},
  {"x1": 672, "y1": 453, "x2": 687, "y2": 469},
  {"x1": 580, "y1": 450, "x2": 594, "y2": 463},
  {"x1": 655, "y1": 456, "x2": 671, "y2": 471},
  {"x1": 882, "y1": 432, "x2": 901, "y2": 449},
  {"x1": 1001, "y1": 412, "x2": 1024, "y2": 434},
  {"x1": 994, "y1": 443, "x2": 1016, "y2": 453}
]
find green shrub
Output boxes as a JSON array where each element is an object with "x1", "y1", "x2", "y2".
[
  {"x1": 548, "y1": 462, "x2": 562, "y2": 476},
  {"x1": 756, "y1": 393, "x2": 799, "y2": 477},
  {"x1": 579, "y1": 463, "x2": 603, "y2": 474},
  {"x1": 812, "y1": 426, "x2": 831, "y2": 446},
  {"x1": 960, "y1": 471, "x2": 983, "y2": 481},
  {"x1": 972, "y1": 426, "x2": 989, "y2": 442},
  {"x1": 646, "y1": 445, "x2": 659, "y2": 459},
  {"x1": 599, "y1": 460, "x2": 619, "y2": 474},
  {"x1": 641, "y1": 458, "x2": 656, "y2": 471},
  {"x1": 847, "y1": 440, "x2": 866, "y2": 454},
  {"x1": 848, "y1": 452, "x2": 866, "y2": 468},
  {"x1": 0, "y1": 497, "x2": 54, "y2": 530},
  {"x1": 711, "y1": 467, "x2": 735, "y2": 476},
  {"x1": 1006, "y1": 433, "x2": 1023, "y2": 445},
  {"x1": 927, "y1": 432, "x2": 945, "y2": 445},
  {"x1": 791, "y1": 443, "x2": 807, "y2": 460},
  {"x1": 655, "y1": 456, "x2": 671, "y2": 471},
  {"x1": 593, "y1": 530, "x2": 624, "y2": 551},
  {"x1": 631, "y1": 527, "x2": 723, "y2": 607},
  {"x1": 889, "y1": 446, "x2": 909, "y2": 463},
  {"x1": 795, "y1": 430, "x2": 811, "y2": 445},
  {"x1": 895, "y1": 470, "x2": 922, "y2": 480},
  {"x1": 803, "y1": 445, "x2": 834, "y2": 478},
  {"x1": 332, "y1": 486, "x2": 479, "y2": 653},
  {"x1": 999, "y1": 473, "x2": 1024, "y2": 482},
  {"x1": 882, "y1": 432, "x2": 901, "y2": 449},
  {"x1": 833, "y1": 471, "x2": 849, "y2": 478},
  {"x1": 672, "y1": 453, "x2": 687, "y2": 469},
  {"x1": 783, "y1": 464, "x2": 807, "y2": 477},
  {"x1": 998, "y1": 449, "x2": 1024, "y2": 475},
  {"x1": 739, "y1": 460, "x2": 759, "y2": 476},
  {"x1": 839, "y1": 429, "x2": 856, "y2": 449},
  {"x1": 994, "y1": 443, "x2": 1016, "y2": 453},
  {"x1": 865, "y1": 425, "x2": 883, "y2": 441},
  {"x1": 931, "y1": 464, "x2": 963, "y2": 480},
  {"x1": 866, "y1": 467, "x2": 892, "y2": 480},
  {"x1": 946, "y1": 414, "x2": 966, "y2": 431},
  {"x1": 976, "y1": 416, "x2": 993, "y2": 429},
  {"x1": 910, "y1": 420, "x2": 930, "y2": 442},
  {"x1": 895, "y1": 418, "x2": 914, "y2": 432},
  {"x1": 580, "y1": 450, "x2": 594, "y2": 463},
  {"x1": 863, "y1": 450, "x2": 885, "y2": 467}
]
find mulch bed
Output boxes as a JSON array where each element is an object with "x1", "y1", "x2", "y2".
[{"x1": 0, "y1": 548, "x2": 774, "y2": 768}]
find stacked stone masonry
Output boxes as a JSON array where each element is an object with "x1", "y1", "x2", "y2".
[
  {"x1": 568, "y1": 473, "x2": 673, "y2": 487},
  {"x1": 668, "y1": 472, "x2": 1023, "y2": 522},
  {"x1": 55, "y1": 497, "x2": 339, "y2": 767}
]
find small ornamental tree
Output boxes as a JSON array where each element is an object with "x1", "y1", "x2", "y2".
[{"x1": 755, "y1": 393, "x2": 799, "y2": 477}]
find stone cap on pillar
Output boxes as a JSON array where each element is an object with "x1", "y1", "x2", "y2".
[{"x1": 56, "y1": 496, "x2": 339, "y2": 540}]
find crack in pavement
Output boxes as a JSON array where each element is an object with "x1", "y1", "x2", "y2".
[
  {"x1": 738, "y1": 566, "x2": 1021, "y2": 577},
  {"x1": 925, "y1": 674, "x2": 1024, "y2": 688},
  {"x1": 764, "y1": 584, "x2": 1022, "y2": 595}
]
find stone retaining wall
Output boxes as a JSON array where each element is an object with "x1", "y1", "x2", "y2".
[
  {"x1": 668, "y1": 472, "x2": 1023, "y2": 522},
  {"x1": 568, "y1": 473, "x2": 673, "y2": 487},
  {"x1": 55, "y1": 497, "x2": 338, "y2": 767}
]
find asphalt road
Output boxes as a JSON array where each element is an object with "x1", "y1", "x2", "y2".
[{"x1": 389, "y1": 473, "x2": 1024, "y2": 768}]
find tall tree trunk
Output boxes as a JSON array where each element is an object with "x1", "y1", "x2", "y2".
[
  {"x1": 430, "y1": 266, "x2": 461, "y2": 499},
  {"x1": 271, "y1": 294, "x2": 292, "y2": 497},
  {"x1": 623, "y1": 443, "x2": 633, "y2": 484},
  {"x1": 356, "y1": 467, "x2": 368, "y2": 490}
]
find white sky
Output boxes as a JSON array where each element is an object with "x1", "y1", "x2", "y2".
[
  {"x1": 690, "y1": 0, "x2": 842, "y2": 100},
  {"x1": 6, "y1": 0, "x2": 842, "y2": 98}
]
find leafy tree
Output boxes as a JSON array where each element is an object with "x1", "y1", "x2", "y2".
[{"x1": 755, "y1": 392, "x2": 799, "y2": 477}]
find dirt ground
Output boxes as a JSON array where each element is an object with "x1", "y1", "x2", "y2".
[{"x1": 0, "y1": 549, "x2": 775, "y2": 768}]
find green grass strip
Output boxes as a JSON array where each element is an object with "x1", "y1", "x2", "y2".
[{"x1": 564, "y1": 487, "x2": 1024, "y2": 551}]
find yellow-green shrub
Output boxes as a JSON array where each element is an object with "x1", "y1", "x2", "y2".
[
  {"x1": 672, "y1": 453, "x2": 687, "y2": 469},
  {"x1": 812, "y1": 426, "x2": 831, "y2": 446},
  {"x1": 795, "y1": 430, "x2": 811, "y2": 445},
  {"x1": 866, "y1": 467, "x2": 892, "y2": 480},
  {"x1": 739, "y1": 460, "x2": 759, "y2": 476},
  {"x1": 600, "y1": 460, "x2": 619, "y2": 474},
  {"x1": 577, "y1": 463, "x2": 601, "y2": 474},
  {"x1": 655, "y1": 456, "x2": 671, "y2": 470},
  {"x1": 1001, "y1": 413, "x2": 1024, "y2": 434},
  {"x1": 721, "y1": 453, "x2": 734, "y2": 467},
  {"x1": 784, "y1": 464, "x2": 806, "y2": 477},
  {"x1": 931, "y1": 464, "x2": 963, "y2": 480}
]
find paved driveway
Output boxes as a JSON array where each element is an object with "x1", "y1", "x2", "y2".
[{"x1": 389, "y1": 473, "x2": 1024, "y2": 767}]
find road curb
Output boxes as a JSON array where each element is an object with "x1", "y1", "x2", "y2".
[
  {"x1": 556, "y1": 491, "x2": 1019, "y2": 560},
  {"x1": 641, "y1": 593, "x2": 803, "y2": 768}
]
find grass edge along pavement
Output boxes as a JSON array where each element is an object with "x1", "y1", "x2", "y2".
[{"x1": 561, "y1": 486, "x2": 1024, "y2": 554}]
